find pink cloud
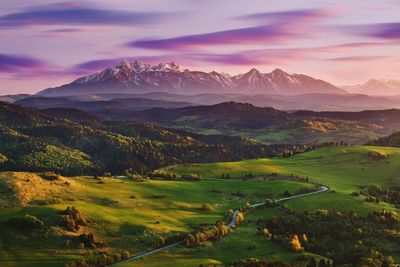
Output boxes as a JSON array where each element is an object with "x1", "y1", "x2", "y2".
[{"x1": 128, "y1": 9, "x2": 332, "y2": 50}]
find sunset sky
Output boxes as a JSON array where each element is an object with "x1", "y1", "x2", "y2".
[{"x1": 1, "y1": 0, "x2": 400, "y2": 94}]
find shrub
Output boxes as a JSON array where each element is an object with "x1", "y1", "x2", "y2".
[
  {"x1": 181, "y1": 173, "x2": 201, "y2": 181},
  {"x1": 367, "y1": 184, "x2": 382, "y2": 197},
  {"x1": 264, "y1": 199, "x2": 275, "y2": 207},
  {"x1": 8, "y1": 214, "x2": 44, "y2": 229},
  {"x1": 260, "y1": 228, "x2": 271, "y2": 238},
  {"x1": 121, "y1": 251, "x2": 130, "y2": 260},
  {"x1": 41, "y1": 171, "x2": 60, "y2": 181},
  {"x1": 201, "y1": 203, "x2": 214, "y2": 212},
  {"x1": 367, "y1": 151, "x2": 387, "y2": 160},
  {"x1": 103, "y1": 172, "x2": 112, "y2": 177}
]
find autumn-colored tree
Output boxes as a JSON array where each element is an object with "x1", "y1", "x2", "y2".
[
  {"x1": 235, "y1": 211, "x2": 245, "y2": 224},
  {"x1": 301, "y1": 233, "x2": 308, "y2": 243},
  {"x1": 261, "y1": 228, "x2": 271, "y2": 238},
  {"x1": 289, "y1": 234, "x2": 303, "y2": 252}
]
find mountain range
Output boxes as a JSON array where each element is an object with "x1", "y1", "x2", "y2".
[
  {"x1": 342, "y1": 79, "x2": 400, "y2": 96},
  {"x1": 37, "y1": 60, "x2": 346, "y2": 96}
]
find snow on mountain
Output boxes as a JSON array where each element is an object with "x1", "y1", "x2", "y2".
[
  {"x1": 343, "y1": 79, "x2": 400, "y2": 96},
  {"x1": 37, "y1": 60, "x2": 346, "y2": 97}
]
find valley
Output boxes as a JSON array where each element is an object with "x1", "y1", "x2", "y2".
[
  {"x1": 2, "y1": 1, "x2": 400, "y2": 266},
  {"x1": 1, "y1": 145, "x2": 400, "y2": 266}
]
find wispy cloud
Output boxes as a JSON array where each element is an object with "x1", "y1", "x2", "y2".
[
  {"x1": 326, "y1": 56, "x2": 389, "y2": 62},
  {"x1": 0, "y1": 54, "x2": 47, "y2": 72},
  {"x1": 365, "y1": 23, "x2": 400, "y2": 39},
  {"x1": 235, "y1": 9, "x2": 330, "y2": 22},
  {"x1": 128, "y1": 8, "x2": 331, "y2": 50},
  {"x1": 337, "y1": 22, "x2": 400, "y2": 39},
  {"x1": 0, "y1": 1, "x2": 168, "y2": 27}
]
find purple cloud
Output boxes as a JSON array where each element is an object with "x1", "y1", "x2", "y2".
[
  {"x1": 130, "y1": 25, "x2": 290, "y2": 50},
  {"x1": 368, "y1": 23, "x2": 400, "y2": 39},
  {"x1": 128, "y1": 8, "x2": 330, "y2": 50},
  {"x1": 0, "y1": 2, "x2": 168, "y2": 27},
  {"x1": 0, "y1": 54, "x2": 47, "y2": 72},
  {"x1": 236, "y1": 9, "x2": 329, "y2": 22},
  {"x1": 336, "y1": 23, "x2": 400, "y2": 40}
]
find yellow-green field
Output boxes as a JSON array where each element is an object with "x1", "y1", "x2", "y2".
[
  {"x1": 1, "y1": 146, "x2": 400, "y2": 266},
  {"x1": 0, "y1": 172, "x2": 311, "y2": 267}
]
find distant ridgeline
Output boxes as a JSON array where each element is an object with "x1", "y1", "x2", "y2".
[{"x1": 0, "y1": 101, "x2": 322, "y2": 176}]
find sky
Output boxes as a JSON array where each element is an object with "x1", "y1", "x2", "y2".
[{"x1": 0, "y1": 0, "x2": 400, "y2": 94}]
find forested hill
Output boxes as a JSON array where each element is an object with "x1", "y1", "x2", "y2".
[
  {"x1": 366, "y1": 131, "x2": 400, "y2": 147},
  {"x1": 0, "y1": 102, "x2": 315, "y2": 175}
]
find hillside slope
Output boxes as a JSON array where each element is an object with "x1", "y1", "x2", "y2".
[
  {"x1": 109, "y1": 102, "x2": 399, "y2": 144},
  {"x1": 0, "y1": 102, "x2": 313, "y2": 175},
  {"x1": 366, "y1": 131, "x2": 400, "y2": 147}
]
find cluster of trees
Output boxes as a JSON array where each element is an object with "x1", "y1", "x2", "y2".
[
  {"x1": 0, "y1": 101, "x2": 326, "y2": 176},
  {"x1": 185, "y1": 221, "x2": 230, "y2": 247},
  {"x1": 366, "y1": 131, "x2": 400, "y2": 148},
  {"x1": 151, "y1": 233, "x2": 185, "y2": 249},
  {"x1": 57, "y1": 206, "x2": 88, "y2": 232},
  {"x1": 149, "y1": 171, "x2": 201, "y2": 181},
  {"x1": 258, "y1": 209, "x2": 400, "y2": 265},
  {"x1": 228, "y1": 257, "x2": 335, "y2": 267},
  {"x1": 76, "y1": 233, "x2": 106, "y2": 249},
  {"x1": 306, "y1": 258, "x2": 332, "y2": 267},
  {"x1": 64, "y1": 251, "x2": 130, "y2": 267},
  {"x1": 358, "y1": 184, "x2": 400, "y2": 206}
]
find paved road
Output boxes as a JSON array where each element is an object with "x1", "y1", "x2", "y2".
[
  {"x1": 110, "y1": 241, "x2": 184, "y2": 266},
  {"x1": 111, "y1": 184, "x2": 328, "y2": 266},
  {"x1": 228, "y1": 185, "x2": 328, "y2": 227}
]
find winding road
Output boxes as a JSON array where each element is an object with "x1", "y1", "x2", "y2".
[{"x1": 111, "y1": 184, "x2": 329, "y2": 266}]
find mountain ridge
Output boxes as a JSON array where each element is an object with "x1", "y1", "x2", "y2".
[
  {"x1": 37, "y1": 60, "x2": 346, "y2": 96},
  {"x1": 343, "y1": 79, "x2": 400, "y2": 96}
]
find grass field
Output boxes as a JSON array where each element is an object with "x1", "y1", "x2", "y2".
[
  {"x1": 163, "y1": 146, "x2": 400, "y2": 212},
  {"x1": 1, "y1": 145, "x2": 400, "y2": 266},
  {"x1": 0, "y1": 172, "x2": 311, "y2": 267}
]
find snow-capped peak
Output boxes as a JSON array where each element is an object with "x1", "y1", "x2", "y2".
[
  {"x1": 131, "y1": 60, "x2": 151, "y2": 73},
  {"x1": 153, "y1": 62, "x2": 181, "y2": 72}
]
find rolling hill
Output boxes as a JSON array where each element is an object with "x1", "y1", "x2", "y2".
[
  {"x1": 15, "y1": 96, "x2": 194, "y2": 112},
  {"x1": 0, "y1": 101, "x2": 314, "y2": 175},
  {"x1": 2, "y1": 146, "x2": 400, "y2": 266},
  {"x1": 366, "y1": 131, "x2": 400, "y2": 147},
  {"x1": 12, "y1": 91, "x2": 400, "y2": 112},
  {"x1": 344, "y1": 79, "x2": 400, "y2": 96},
  {"x1": 102, "y1": 102, "x2": 400, "y2": 144}
]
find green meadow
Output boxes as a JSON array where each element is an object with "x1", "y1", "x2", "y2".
[
  {"x1": 1, "y1": 146, "x2": 400, "y2": 266},
  {"x1": 0, "y1": 172, "x2": 311, "y2": 267}
]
